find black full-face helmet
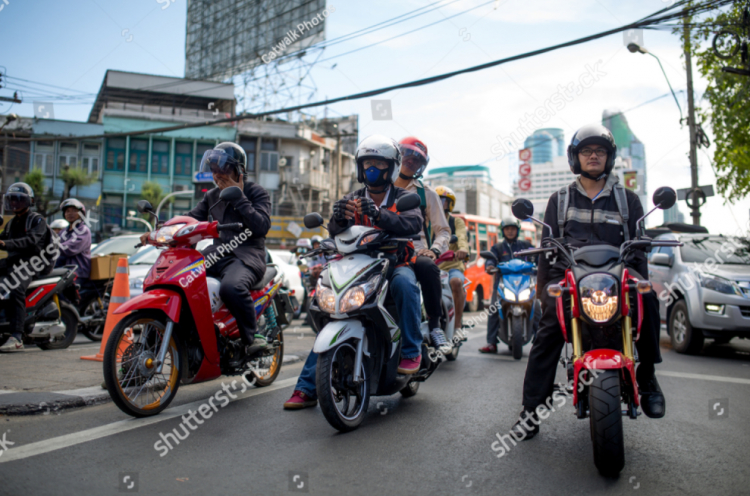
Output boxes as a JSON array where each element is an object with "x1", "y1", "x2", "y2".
[
  {"x1": 566, "y1": 124, "x2": 617, "y2": 180},
  {"x1": 199, "y1": 142, "x2": 247, "y2": 178},
  {"x1": 4, "y1": 182, "x2": 35, "y2": 212}
]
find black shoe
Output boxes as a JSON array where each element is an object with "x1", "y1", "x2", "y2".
[
  {"x1": 639, "y1": 374, "x2": 665, "y2": 419},
  {"x1": 509, "y1": 410, "x2": 540, "y2": 440},
  {"x1": 245, "y1": 334, "x2": 269, "y2": 357}
]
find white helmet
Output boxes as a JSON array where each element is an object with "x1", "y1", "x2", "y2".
[
  {"x1": 296, "y1": 238, "x2": 312, "y2": 249},
  {"x1": 50, "y1": 219, "x2": 69, "y2": 230},
  {"x1": 355, "y1": 135, "x2": 401, "y2": 193}
]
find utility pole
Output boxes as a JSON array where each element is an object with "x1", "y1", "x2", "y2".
[{"x1": 684, "y1": 15, "x2": 701, "y2": 226}]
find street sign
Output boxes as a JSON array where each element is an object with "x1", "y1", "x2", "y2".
[
  {"x1": 677, "y1": 185, "x2": 715, "y2": 201},
  {"x1": 519, "y1": 163, "x2": 532, "y2": 176},
  {"x1": 624, "y1": 170, "x2": 638, "y2": 191},
  {"x1": 519, "y1": 148, "x2": 532, "y2": 162},
  {"x1": 193, "y1": 171, "x2": 213, "y2": 183},
  {"x1": 518, "y1": 178, "x2": 532, "y2": 192}
]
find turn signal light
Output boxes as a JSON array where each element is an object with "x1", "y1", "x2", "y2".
[
  {"x1": 547, "y1": 284, "x2": 563, "y2": 298},
  {"x1": 636, "y1": 281, "x2": 652, "y2": 294}
]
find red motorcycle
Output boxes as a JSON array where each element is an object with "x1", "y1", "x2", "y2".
[
  {"x1": 511, "y1": 187, "x2": 679, "y2": 476},
  {"x1": 103, "y1": 188, "x2": 293, "y2": 417}
]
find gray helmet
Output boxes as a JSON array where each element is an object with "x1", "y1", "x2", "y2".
[
  {"x1": 566, "y1": 124, "x2": 617, "y2": 180},
  {"x1": 311, "y1": 235, "x2": 323, "y2": 245},
  {"x1": 4, "y1": 182, "x2": 35, "y2": 211},
  {"x1": 60, "y1": 198, "x2": 86, "y2": 216},
  {"x1": 355, "y1": 135, "x2": 401, "y2": 193},
  {"x1": 500, "y1": 217, "x2": 520, "y2": 239},
  {"x1": 50, "y1": 219, "x2": 70, "y2": 230}
]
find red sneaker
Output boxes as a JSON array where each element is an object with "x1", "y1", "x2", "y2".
[
  {"x1": 397, "y1": 355, "x2": 421, "y2": 375},
  {"x1": 478, "y1": 344, "x2": 497, "y2": 354},
  {"x1": 283, "y1": 390, "x2": 318, "y2": 410}
]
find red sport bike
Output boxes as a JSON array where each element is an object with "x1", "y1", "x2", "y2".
[
  {"x1": 103, "y1": 187, "x2": 294, "y2": 417},
  {"x1": 511, "y1": 187, "x2": 680, "y2": 476}
]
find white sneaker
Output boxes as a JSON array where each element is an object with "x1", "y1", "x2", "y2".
[
  {"x1": 430, "y1": 329, "x2": 452, "y2": 355},
  {"x1": 0, "y1": 336, "x2": 24, "y2": 352}
]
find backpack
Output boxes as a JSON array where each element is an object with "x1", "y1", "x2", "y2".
[
  {"x1": 557, "y1": 181, "x2": 630, "y2": 242},
  {"x1": 415, "y1": 180, "x2": 432, "y2": 244},
  {"x1": 447, "y1": 215, "x2": 471, "y2": 247},
  {"x1": 6, "y1": 212, "x2": 54, "y2": 256}
]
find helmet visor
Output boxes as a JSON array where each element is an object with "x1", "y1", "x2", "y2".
[
  {"x1": 4, "y1": 192, "x2": 31, "y2": 211},
  {"x1": 199, "y1": 149, "x2": 239, "y2": 176},
  {"x1": 440, "y1": 197, "x2": 452, "y2": 211},
  {"x1": 400, "y1": 145, "x2": 429, "y2": 176}
]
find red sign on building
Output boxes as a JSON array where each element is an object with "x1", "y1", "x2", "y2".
[
  {"x1": 518, "y1": 178, "x2": 532, "y2": 191},
  {"x1": 519, "y1": 148, "x2": 532, "y2": 162},
  {"x1": 519, "y1": 163, "x2": 532, "y2": 176}
]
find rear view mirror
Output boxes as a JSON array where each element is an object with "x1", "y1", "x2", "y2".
[
  {"x1": 304, "y1": 213, "x2": 325, "y2": 229},
  {"x1": 512, "y1": 199, "x2": 534, "y2": 220},
  {"x1": 396, "y1": 193, "x2": 420, "y2": 212},
  {"x1": 480, "y1": 250, "x2": 497, "y2": 261},
  {"x1": 219, "y1": 186, "x2": 243, "y2": 202},
  {"x1": 653, "y1": 187, "x2": 676, "y2": 210},
  {"x1": 136, "y1": 200, "x2": 154, "y2": 214},
  {"x1": 650, "y1": 252, "x2": 673, "y2": 267}
]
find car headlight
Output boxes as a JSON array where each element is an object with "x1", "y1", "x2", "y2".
[
  {"x1": 340, "y1": 275, "x2": 381, "y2": 313},
  {"x1": 316, "y1": 279, "x2": 336, "y2": 314},
  {"x1": 699, "y1": 273, "x2": 741, "y2": 296},
  {"x1": 151, "y1": 223, "x2": 186, "y2": 244},
  {"x1": 130, "y1": 277, "x2": 144, "y2": 290},
  {"x1": 579, "y1": 274, "x2": 619, "y2": 323},
  {"x1": 518, "y1": 288, "x2": 531, "y2": 301},
  {"x1": 503, "y1": 287, "x2": 516, "y2": 301}
]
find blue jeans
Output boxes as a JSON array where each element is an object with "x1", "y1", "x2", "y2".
[
  {"x1": 293, "y1": 265, "x2": 423, "y2": 397},
  {"x1": 448, "y1": 268, "x2": 465, "y2": 283}
]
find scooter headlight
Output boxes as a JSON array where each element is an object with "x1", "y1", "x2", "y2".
[
  {"x1": 579, "y1": 274, "x2": 619, "y2": 323},
  {"x1": 316, "y1": 279, "x2": 336, "y2": 314},
  {"x1": 503, "y1": 287, "x2": 516, "y2": 301},
  {"x1": 518, "y1": 288, "x2": 531, "y2": 301},
  {"x1": 151, "y1": 223, "x2": 186, "y2": 244},
  {"x1": 339, "y1": 275, "x2": 381, "y2": 313}
]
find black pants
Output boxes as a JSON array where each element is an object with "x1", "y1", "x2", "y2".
[
  {"x1": 0, "y1": 267, "x2": 33, "y2": 339},
  {"x1": 521, "y1": 277, "x2": 662, "y2": 411},
  {"x1": 206, "y1": 256, "x2": 261, "y2": 346},
  {"x1": 412, "y1": 255, "x2": 443, "y2": 330}
]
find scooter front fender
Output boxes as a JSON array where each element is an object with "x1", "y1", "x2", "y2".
[
  {"x1": 114, "y1": 289, "x2": 182, "y2": 322},
  {"x1": 313, "y1": 319, "x2": 366, "y2": 354}
]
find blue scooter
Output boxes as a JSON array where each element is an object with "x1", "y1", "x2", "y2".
[{"x1": 481, "y1": 252, "x2": 540, "y2": 360}]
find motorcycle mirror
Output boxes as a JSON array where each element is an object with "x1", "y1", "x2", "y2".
[
  {"x1": 480, "y1": 250, "x2": 497, "y2": 261},
  {"x1": 450, "y1": 235, "x2": 458, "y2": 244},
  {"x1": 304, "y1": 213, "x2": 325, "y2": 229},
  {"x1": 136, "y1": 200, "x2": 154, "y2": 214},
  {"x1": 219, "y1": 186, "x2": 243, "y2": 202},
  {"x1": 321, "y1": 238, "x2": 336, "y2": 250},
  {"x1": 653, "y1": 187, "x2": 677, "y2": 210},
  {"x1": 512, "y1": 199, "x2": 534, "y2": 220},
  {"x1": 396, "y1": 193, "x2": 421, "y2": 212}
]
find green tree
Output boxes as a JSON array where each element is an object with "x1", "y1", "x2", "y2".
[
  {"x1": 59, "y1": 166, "x2": 96, "y2": 201},
  {"x1": 688, "y1": 3, "x2": 750, "y2": 201},
  {"x1": 23, "y1": 169, "x2": 56, "y2": 217},
  {"x1": 140, "y1": 181, "x2": 172, "y2": 220}
]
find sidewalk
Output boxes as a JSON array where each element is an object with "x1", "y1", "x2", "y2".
[{"x1": 0, "y1": 322, "x2": 316, "y2": 415}]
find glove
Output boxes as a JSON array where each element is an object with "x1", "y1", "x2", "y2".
[
  {"x1": 360, "y1": 198, "x2": 380, "y2": 222},
  {"x1": 333, "y1": 199, "x2": 349, "y2": 222}
]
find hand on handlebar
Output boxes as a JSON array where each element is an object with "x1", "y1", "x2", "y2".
[
  {"x1": 139, "y1": 232, "x2": 150, "y2": 246},
  {"x1": 455, "y1": 249, "x2": 468, "y2": 261}
]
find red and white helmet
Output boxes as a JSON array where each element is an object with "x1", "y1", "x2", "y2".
[{"x1": 398, "y1": 137, "x2": 430, "y2": 178}]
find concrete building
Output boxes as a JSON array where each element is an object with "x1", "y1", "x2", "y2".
[{"x1": 423, "y1": 165, "x2": 513, "y2": 219}]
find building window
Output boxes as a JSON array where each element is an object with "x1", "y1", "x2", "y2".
[
  {"x1": 261, "y1": 138, "x2": 277, "y2": 151},
  {"x1": 58, "y1": 142, "x2": 78, "y2": 175},
  {"x1": 81, "y1": 142, "x2": 101, "y2": 176},
  {"x1": 129, "y1": 139, "x2": 148, "y2": 173},
  {"x1": 260, "y1": 151, "x2": 279, "y2": 172},
  {"x1": 239, "y1": 139, "x2": 256, "y2": 173},
  {"x1": 175, "y1": 142, "x2": 193, "y2": 176},
  {"x1": 195, "y1": 143, "x2": 213, "y2": 174},
  {"x1": 106, "y1": 138, "x2": 126, "y2": 171},
  {"x1": 151, "y1": 141, "x2": 170, "y2": 175},
  {"x1": 34, "y1": 141, "x2": 55, "y2": 176}
]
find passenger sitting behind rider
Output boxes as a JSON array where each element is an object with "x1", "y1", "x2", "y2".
[{"x1": 284, "y1": 135, "x2": 425, "y2": 409}]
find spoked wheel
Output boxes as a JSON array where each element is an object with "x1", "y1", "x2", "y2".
[
  {"x1": 81, "y1": 295, "x2": 107, "y2": 341},
  {"x1": 103, "y1": 311, "x2": 184, "y2": 418},
  {"x1": 249, "y1": 331, "x2": 284, "y2": 387},
  {"x1": 317, "y1": 341, "x2": 370, "y2": 432},
  {"x1": 37, "y1": 309, "x2": 78, "y2": 350},
  {"x1": 588, "y1": 369, "x2": 625, "y2": 477},
  {"x1": 510, "y1": 316, "x2": 524, "y2": 360}
]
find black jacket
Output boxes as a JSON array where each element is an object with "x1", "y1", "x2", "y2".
[
  {"x1": 487, "y1": 238, "x2": 534, "y2": 268},
  {"x1": 0, "y1": 211, "x2": 53, "y2": 269},
  {"x1": 188, "y1": 180, "x2": 272, "y2": 279},
  {"x1": 537, "y1": 174, "x2": 647, "y2": 291}
]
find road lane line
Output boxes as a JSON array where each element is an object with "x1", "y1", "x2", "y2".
[
  {"x1": 0, "y1": 377, "x2": 297, "y2": 464},
  {"x1": 657, "y1": 370, "x2": 750, "y2": 385}
]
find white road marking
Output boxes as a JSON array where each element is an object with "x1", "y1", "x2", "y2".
[
  {"x1": 0, "y1": 377, "x2": 297, "y2": 464},
  {"x1": 657, "y1": 370, "x2": 750, "y2": 385}
]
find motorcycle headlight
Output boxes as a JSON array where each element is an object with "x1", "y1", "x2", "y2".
[
  {"x1": 130, "y1": 277, "x2": 144, "y2": 290},
  {"x1": 699, "y1": 273, "x2": 741, "y2": 296},
  {"x1": 316, "y1": 279, "x2": 336, "y2": 314},
  {"x1": 151, "y1": 223, "x2": 186, "y2": 244},
  {"x1": 518, "y1": 288, "x2": 531, "y2": 301},
  {"x1": 503, "y1": 287, "x2": 516, "y2": 301},
  {"x1": 579, "y1": 274, "x2": 619, "y2": 323},
  {"x1": 340, "y1": 275, "x2": 381, "y2": 313}
]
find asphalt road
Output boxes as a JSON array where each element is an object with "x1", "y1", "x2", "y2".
[{"x1": 1, "y1": 314, "x2": 749, "y2": 495}]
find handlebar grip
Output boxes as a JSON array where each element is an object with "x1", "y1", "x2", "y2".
[
  {"x1": 134, "y1": 243, "x2": 144, "y2": 248},
  {"x1": 217, "y1": 222, "x2": 245, "y2": 232}
]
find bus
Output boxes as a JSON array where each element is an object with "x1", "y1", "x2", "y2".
[{"x1": 450, "y1": 213, "x2": 537, "y2": 312}]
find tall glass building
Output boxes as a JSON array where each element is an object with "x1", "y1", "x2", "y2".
[
  {"x1": 602, "y1": 110, "x2": 648, "y2": 209},
  {"x1": 523, "y1": 128, "x2": 565, "y2": 164}
]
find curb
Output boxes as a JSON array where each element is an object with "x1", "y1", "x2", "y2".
[{"x1": 0, "y1": 354, "x2": 303, "y2": 416}]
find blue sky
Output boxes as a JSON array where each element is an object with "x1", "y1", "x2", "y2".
[{"x1": 1, "y1": 0, "x2": 746, "y2": 233}]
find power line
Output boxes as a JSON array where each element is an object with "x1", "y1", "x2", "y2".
[{"x1": 6, "y1": 0, "x2": 732, "y2": 143}]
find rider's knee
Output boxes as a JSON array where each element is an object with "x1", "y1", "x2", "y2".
[{"x1": 449, "y1": 278, "x2": 463, "y2": 291}]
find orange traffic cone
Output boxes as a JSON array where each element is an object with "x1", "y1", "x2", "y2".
[{"x1": 81, "y1": 257, "x2": 131, "y2": 362}]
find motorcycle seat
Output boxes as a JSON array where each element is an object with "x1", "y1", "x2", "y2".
[
  {"x1": 573, "y1": 245, "x2": 620, "y2": 266},
  {"x1": 42, "y1": 268, "x2": 72, "y2": 279},
  {"x1": 250, "y1": 267, "x2": 277, "y2": 290}
]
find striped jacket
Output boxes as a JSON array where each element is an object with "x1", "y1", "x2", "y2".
[{"x1": 537, "y1": 173, "x2": 648, "y2": 291}]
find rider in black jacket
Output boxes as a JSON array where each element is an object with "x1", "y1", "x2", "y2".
[{"x1": 510, "y1": 124, "x2": 665, "y2": 440}]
